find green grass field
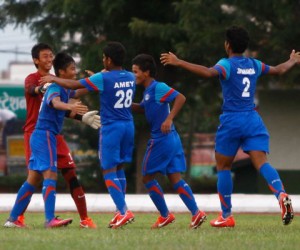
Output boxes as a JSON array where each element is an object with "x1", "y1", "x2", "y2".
[{"x1": 0, "y1": 212, "x2": 299, "y2": 250}]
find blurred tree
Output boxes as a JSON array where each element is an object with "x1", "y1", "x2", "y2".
[{"x1": 1, "y1": 0, "x2": 299, "y2": 190}]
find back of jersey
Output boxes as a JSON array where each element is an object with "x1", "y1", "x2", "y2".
[
  {"x1": 214, "y1": 56, "x2": 269, "y2": 112},
  {"x1": 80, "y1": 70, "x2": 135, "y2": 124}
]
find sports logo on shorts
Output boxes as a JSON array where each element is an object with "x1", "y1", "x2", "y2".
[{"x1": 145, "y1": 94, "x2": 150, "y2": 101}]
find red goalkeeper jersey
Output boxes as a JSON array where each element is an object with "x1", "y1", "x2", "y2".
[{"x1": 23, "y1": 71, "x2": 44, "y2": 133}]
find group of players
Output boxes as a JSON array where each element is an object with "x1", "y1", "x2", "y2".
[{"x1": 3, "y1": 25, "x2": 299, "y2": 229}]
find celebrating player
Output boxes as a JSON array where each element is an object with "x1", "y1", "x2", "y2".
[
  {"x1": 40, "y1": 42, "x2": 136, "y2": 229},
  {"x1": 161, "y1": 26, "x2": 300, "y2": 227},
  {"x1": 7, "y1": 44, "x2": 98, "y2": 228},
  {"x1": 132, "y1": 54, "x2": 207, "y2": 229},
  {"x1": 4, "y1": 52, "x2": 101, "y2": 228}
]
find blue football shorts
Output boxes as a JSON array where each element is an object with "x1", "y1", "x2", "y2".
[
  {"x1": 215, "y1": 110, "x2": 270, "y2": 157},
  {"x1": 99, "y1": 120, "x2": 134, "y2": 170},
  {"x1": 28, "y1": 129, "x2": 57, "y2": 173},
  {"x1": 142, "y1": 131, "x2": 186, "y2": 176}
]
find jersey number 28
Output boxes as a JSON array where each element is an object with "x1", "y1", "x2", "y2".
[{"x1": 114, "y1": 89, "x2": 133, "y2": 108}]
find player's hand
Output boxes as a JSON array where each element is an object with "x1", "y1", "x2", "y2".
[
  {"x1": 160, "y1": 52, "x2": 180, "y2": 66},
  {"x1": 40, "y1": 75, "x2": 56, "y2": 85},
  {"x1": 38, "y1": 82, "x2": 52, "y2": 94},
  {"x1": 290, "y1": 49, "x2": 300, "y2": 64},
  {"x1": 85, "y1": 70, "x2": 95, "y2": 76},
  {"x1": 82, "y1": 110, "x2": 101, "y2": 129},
  {"x1": 71, "y1": 101, "x2": 88, "y2": 115},
  {"x1": 161, "y1": 118, "x2": 173, "y2": 134}
]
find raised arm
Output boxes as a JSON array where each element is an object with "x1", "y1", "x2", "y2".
[
  {"x1": 161, "y1": 93, "x2": 186, "y2": 134},
  {"x1": 40, "y1": 75, "x2": 84, "y2": 90},
  {"x1": 160, "y1": 52, "x2": 219, "y2": 78},
  {"x1": 268, "y1": 50, "x2": 300, "y2": 75}
]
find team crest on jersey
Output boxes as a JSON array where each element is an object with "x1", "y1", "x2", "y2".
[{"x1": 144, "y1": 94, "x2": 150, "y2": 101}]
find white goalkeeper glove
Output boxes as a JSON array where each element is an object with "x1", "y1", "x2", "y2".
[
  {"x1": 82, "y1": 110, "x2": 101, "y2": 129},
  {"x1": 38, "y1": 82, "x2": 52, "y2": 94}
]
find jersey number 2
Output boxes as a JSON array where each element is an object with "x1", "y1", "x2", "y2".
[
  {"x1": 114, "y1": 89, "x2": 133, "y2": 108},
  {"x1": 242, "y1": 77, "x2": 250, "y2": 97}
]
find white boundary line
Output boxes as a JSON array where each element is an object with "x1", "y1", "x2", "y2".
[{"x1": 1, "y1": 194, "x2": 299, "y2": 213}]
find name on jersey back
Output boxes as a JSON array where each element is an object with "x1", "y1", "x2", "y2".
[
  {"x1": 114, "y1": 81, "x2": 134, "y2": 88},
  {"x1": 237, "y1": 68, "x2": 255, "y2": 75}
]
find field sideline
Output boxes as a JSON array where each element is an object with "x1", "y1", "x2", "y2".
[{"x1": 1, "y1": 193, "x2": 300, "y2": 213}]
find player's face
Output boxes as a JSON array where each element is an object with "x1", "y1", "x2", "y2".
[
  {"x1": 60, "y1": 62, "x2": 77, "y2": 79},
  {"x1": 132, "y1": 65, "x2": 147, "y2": 85},
  {"x1": 34, "y1": 49, "x2": 54, "y2": 72}
]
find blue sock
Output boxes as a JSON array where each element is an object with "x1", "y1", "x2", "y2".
[
  {"x1": 145, "y1": 180, "x2": 169, "y2": 218},
  {"x1": 217, "y1": 170, "x2": 233, "y2": 218},
  {"x1": 173, "y1": 179, "x2": 198, "y2": 216},
  {"x1": 104, "y1": 172, "x2": 127, "y2": 214},
  {"x1": 42, "y1": 179, "x2": 56, "y2": 222},
  {"x1": 10, "y1": 181, "x2": 35, "y2": 221},
  {"x1": 116, "y1": 169, "x2": 126, "y2": 198},
  {"x1": 259, "y1": 162, "x2": 285, "y2": 199}
]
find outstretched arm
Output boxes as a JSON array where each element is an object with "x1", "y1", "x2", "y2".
[
  {"x1": 268, "y1": 50, "x2": 300, "y2": 75},
  {"x1": 160, "y1": 52, "x2": 219, "y2": 78},
  {"x1": 40, "y1": 75, "x2": 84, "y2": 90},
  {"x1": 161, "y1": 93, "x2": 186, "y2": 134}
]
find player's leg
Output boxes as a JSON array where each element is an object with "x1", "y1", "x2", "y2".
[
  {"x1": 210, "y1": 113, "x2": 239, "y2": 227},
  {"x1": 143, "y1": 173, "x2": 175, "y2": 229},
  {"x1": 42, "y1": 168, "x2": 72, "y2": 228},
  {"x1": 209, "y1": 152, "x2": 236, "y2": 227},
  {"x1": 4, "y1": 170, "x2": 40, "y2": 228},
  {"x1": 17, "y1": 132, "x2": 33, "y2": 224},
  {"x1": 101, "y1": 122, "x2": 134, "y2": 228},
  {"x1": 168, "y1": 172, "x2": 206, "y2": 229},
  {"x1": 244, "y1": 112, "x2": 293, "y2": 225},
  {"x1": 57, "y1": 135, "x2": 96, "y2": 228},
  {"x1": 116, "y1": 165, "x2": 126, "y2": 198},
  {"x1": 249, "y1": 151, "x2": 293, "y2": 225}
]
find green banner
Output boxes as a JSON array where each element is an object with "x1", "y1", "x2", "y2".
[{"x1": 0, "y1": 85, "x2": 26, "y2": 120}]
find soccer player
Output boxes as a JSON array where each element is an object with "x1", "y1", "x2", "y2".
[
  {"x1": 17, "y1": 43, "x2": 97, "y2": 228},
  {"x1": 160, "y1": 26, "x2": 300, "y2": 227},
  {"x1": 131, "y1": 54, "x2": 207, "y2": 229},
  {"x1": 40, "y1": 42, "x2": 136, "y2": 229},
  {"x1": 4, "y1": 52, "x2": 100, "y2": 228}
]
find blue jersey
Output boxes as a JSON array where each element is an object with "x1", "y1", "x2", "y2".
[
  {"x1": 140, "y1": 80, "x2": 179, "y2": 138},
  {"x1": 213, "y1": 56, "x2": 270, "y2": 112},
  {"x1": 35, "y1": 83, "x2": 76, "y2": 134},
  {"x1": 79, "y1": 70, "x2": 135, "y2": 124}
]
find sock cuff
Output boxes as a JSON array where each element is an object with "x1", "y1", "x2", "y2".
[
  {"x1": 173, "y1": 179, "x2": 185, "y2": 190},
  {"x1": 145, "y1": 179, "x2": 158, "y2": 189},
  {"x1": 24, "y1": 181, "x2": 36, "y2": 192},
  {"x1": 43, "y1": 179, "x2": 56, "y2": 187}
]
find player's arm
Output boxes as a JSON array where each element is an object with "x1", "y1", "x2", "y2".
[
  {"x1": 268, "y1": 49, "x2": 300, "y2": 75},
  {"x1": 131, "y1": 103, "x2": 145, "y2": 114},
  {"x1": 25, "y1": 75, "x2": 49, "y2": 96},
  {"x1": 160, "y1": 52, "x2": 219, "y2": 78},
  {"x1": 40, "y1": 75, "x2": 84, "y2": 89},
  {"x1": 161, "y1": 93, "x2": 186, "y2": 134},
  {"x1": 51, "y1": 96, "x2": 88, "y2": 114}
]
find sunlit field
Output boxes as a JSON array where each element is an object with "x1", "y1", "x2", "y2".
[{"x1": 0, "y1": 212, "x2": 299, "y2": 250}]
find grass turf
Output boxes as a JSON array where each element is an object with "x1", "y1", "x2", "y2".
[{"x1": 0, "y1": 212, "x2": 299, "y2": 250}]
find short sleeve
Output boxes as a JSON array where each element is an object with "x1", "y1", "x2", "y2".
[
  {"x1": 155, "y1": 82, "x2": 179, "y2": 103},
  {"x1": 79, "y1": 72, "x2": 104, "y2": 92},
  {"x1": 213, "y1": 58, "x2": 231, "y2": 80}
]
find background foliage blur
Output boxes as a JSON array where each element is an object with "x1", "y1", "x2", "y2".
[{"x1": 1, "y1": 0, "x2": 300, "y2": 193}]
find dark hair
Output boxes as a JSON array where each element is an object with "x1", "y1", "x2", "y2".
[
  {"x1": 103, "y1": 41, "x2": 126, "y2": 66},
  {"x1": 132, "y1": 54, "x2": 157, "y2": 77},
  {"x1": 31, "y1": 43, "x2": 53, "y2": 68},
  {"x1": 53, "y1": 52, "x2": 75, "y2": 76},
  {"x1": 225, "y1": 26, "x2": 249, "y2": 53}
]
